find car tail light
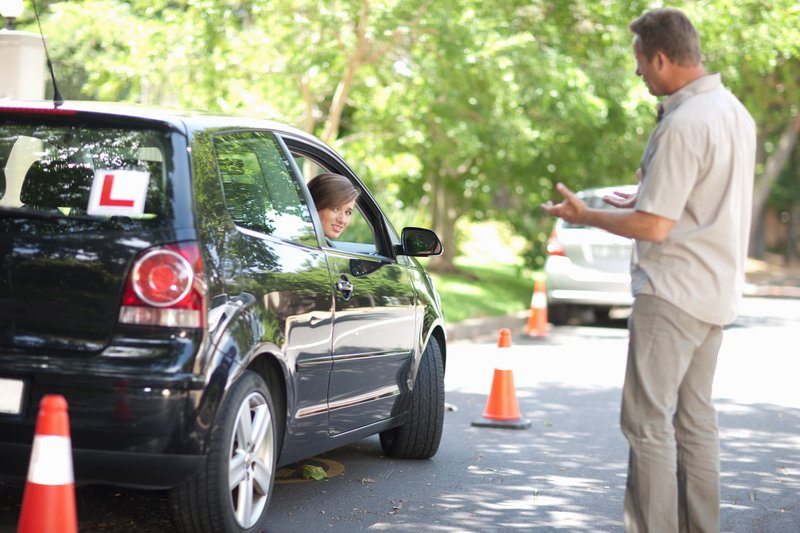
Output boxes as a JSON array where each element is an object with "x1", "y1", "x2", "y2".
[
  {"x1": 119, "y1": 242, "x2": 206, "y2": 328},
  {"x1": 546, "y1": 229, "x2": 565, "y2": 256}
]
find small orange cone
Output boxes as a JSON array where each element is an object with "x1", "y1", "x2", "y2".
[
  {"x1": 525, "y1": 280, "x2": 548, "y2": 337},
  {"x1": 471, "y1": 328, "x2": 531, "y2": 430},
  {"x1": 17, "y1": 395, "x2": 78, "y2": 533}
]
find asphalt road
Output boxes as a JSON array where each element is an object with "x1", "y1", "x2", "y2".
[{"x1": 1, "y1": 296, "x2": 798, "y2": 532}]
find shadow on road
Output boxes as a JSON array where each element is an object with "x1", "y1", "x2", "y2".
[
  {"x1": 0, "y1": 385, "x2": 797, "y2": 532},
  {"x1": 716, "y1": 399, "x2": 800, "y2": 532}
]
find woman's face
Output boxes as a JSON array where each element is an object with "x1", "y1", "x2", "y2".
[{"x1": 318, "y1": 199, "x2": 356, "y2": 239}]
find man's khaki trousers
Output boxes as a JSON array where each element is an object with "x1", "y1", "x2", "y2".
[{"x1": 621, "y1": 294, "x2": 723, "y2": 533}]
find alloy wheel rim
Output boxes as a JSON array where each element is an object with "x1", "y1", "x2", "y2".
[{"x1": 228, "y1": 391, "x2": 273, "y2": 528}]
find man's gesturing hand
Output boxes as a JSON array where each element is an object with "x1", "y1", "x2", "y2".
[
  {"x1": 603, "y1": 168, "x2": 641, "y2": 208},
  {"x1": 540, "y1": 183, "x2": 587, "y2": 225},
  {"x1": 603, "y1": 190, "x2": 637, "y2": 208}
]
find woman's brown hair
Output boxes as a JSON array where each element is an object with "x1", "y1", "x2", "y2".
[{"x1": 308, "y1": 173, "x2": 360, "y2": 211}]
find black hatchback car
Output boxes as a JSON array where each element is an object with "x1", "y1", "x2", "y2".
[{"x1": 0, "y1": 101, "x2": 446, "y2": 533}]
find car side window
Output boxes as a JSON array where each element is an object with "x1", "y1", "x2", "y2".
[
  {"x1": 292, "y1": 154, "x2": 378, "y2": 253},
  {"x1": 215, "y1": 131, "x2": 316, "y2": 246}
]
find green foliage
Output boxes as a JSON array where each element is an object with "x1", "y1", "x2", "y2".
[
  {"x1": 430, "y1": 261, "x2": 535, "y2": 324},
  {"x1": 680, "y1": 0, "x2": 800, "y2": 170},
  {"x1": 770, "y1": 152, "x2": 800, "y2": 210},
  {"x1": 22, "y1": 0, "x2": 800, "y2": 267},
  {"x1": 429, "y1": 220, "x2": 534, "y2": 323}
]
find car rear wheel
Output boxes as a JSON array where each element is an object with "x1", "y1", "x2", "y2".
[
  {"x1": 379, "y1": 336, "x2": 444, "y2": 459},
  {"x1": 549, "y1": 303, "x2": 572, "y2": 325},
  {"x1": 170, "y1": 370, "x2": 277, "y2": 533},
  {"x1": 593, "y1": 306, "x2": 611, "y2": 323}
]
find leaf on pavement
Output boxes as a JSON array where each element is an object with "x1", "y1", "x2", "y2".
[{"x1": 302, "y1": 464, "x2": 327, "y2": 480}]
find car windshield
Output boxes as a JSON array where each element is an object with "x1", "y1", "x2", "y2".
[{"x1": 0, "y1": 123, "x2": 171, "y2": 226}]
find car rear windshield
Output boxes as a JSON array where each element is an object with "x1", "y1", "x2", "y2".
[
  {"x1": 562, "y1": 193, "x2": 617, "y2": 229},
  {"x1": 0, "y1": 123, "x2": 171, "y2": 227}
]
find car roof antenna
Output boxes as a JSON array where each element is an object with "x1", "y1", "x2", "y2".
[{"x1": 31, "y1": 0, "x2": 64, "y2": 108}]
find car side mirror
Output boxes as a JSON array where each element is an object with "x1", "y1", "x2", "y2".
[{"x1": 398, "y1": 227, "x2": 443, "y2": 257}]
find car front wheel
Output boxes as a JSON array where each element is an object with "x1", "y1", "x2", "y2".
[
  {"x1": 170, "y1": 370, "x2": 277, "y2": 533},
  {"x1": 379, "y1": 335, "x2": 444, "y2": 459}
]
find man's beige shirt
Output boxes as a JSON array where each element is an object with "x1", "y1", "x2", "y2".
[{"x1": 633, "y1": 73, "x2": 756, "y2": 325}]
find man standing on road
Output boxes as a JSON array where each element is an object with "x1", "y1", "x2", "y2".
[{"x1": 542, "y1": 8, "x2": 756, "y2": 532}]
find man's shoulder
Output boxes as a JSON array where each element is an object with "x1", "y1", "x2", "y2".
[{"x1": 667, "y1": 87, "x2": 751, "y2": 129}]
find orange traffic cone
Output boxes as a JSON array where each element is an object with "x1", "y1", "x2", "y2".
[
  {"x1": 17, "y1": 395, "x2": 77, "y2": 533},
  {"x1": 471, "y1": 328, "x2": 531, "y2": 430},
  {"x1": 525, "y1": 280, "x2": 548, "y2": 337}
]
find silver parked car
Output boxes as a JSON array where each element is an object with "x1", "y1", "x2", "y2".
[{"x1": 544, "y1": 185, "x2": 637, "y2": 325}]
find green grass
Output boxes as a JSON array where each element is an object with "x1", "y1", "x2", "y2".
[
  {"x1": 430, "y1": 261, "x2": 539, "y2": 324},
  {"x1": 425, "y1": 220, "x2": 540, "y2": 324}
]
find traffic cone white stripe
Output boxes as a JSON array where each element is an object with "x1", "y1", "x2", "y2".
[
  {"x1": 26, "y1": 435, "x2": 74, "y2": 485},
  {"x1": 532, "y1": 291, "x2": 547, "y2": 309}
]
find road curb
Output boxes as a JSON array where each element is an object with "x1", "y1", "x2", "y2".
[{"x1": 744, "y1": 284, "x2": 800, "y2": 298}]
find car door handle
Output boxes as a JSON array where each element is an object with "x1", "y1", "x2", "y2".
[{"x1": 335, "y1": 275, "x2": 353, "y2": 300}]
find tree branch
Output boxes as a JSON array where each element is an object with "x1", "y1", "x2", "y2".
[
  {"x1": 753, "y1": 111, "x2": 800, "y2": 215},
  {"x1": 297, "y1": 74, "x2": 316, "y2": 134},
  {"x1": 321, "y1": 0, "x2": 370, "y2": 144}
]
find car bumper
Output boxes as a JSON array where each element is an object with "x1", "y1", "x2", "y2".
[
  {"x1": 0, "y1": 441, "x2": 204, "y2": 489},
  {"x1": 0, "y1": 369, "x2": 208, "y2": 489},
  {"x1": 547, "y1": 288, "x2": 633, "y2": 307},
  {"x1": 546, "y1": 262, "x2": 632, "y2": 307}
]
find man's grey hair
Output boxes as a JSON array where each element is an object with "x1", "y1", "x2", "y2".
[{"x1": 630, "y1": 8, "x2": 702, "y2": 66}]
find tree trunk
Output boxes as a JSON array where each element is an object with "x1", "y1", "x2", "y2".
[
  {"x1": 429, "y1": 172, "x2": 460, "y2": 273},
  {"x1": 298, "y1": 76, "x2": 315, "y2": 134},
  {"x1": 788, "y1": 203, "x2": 800, "y2": 264},
  {"x1": 321, "y1": 0, "x2": 369, "y2": 144},
  {"x1": 750, "y1": 112, "x2": 800, "y2": 258}
]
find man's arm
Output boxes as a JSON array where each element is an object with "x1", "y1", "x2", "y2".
[{"x1": 541, "y1": 183, "x2": 674, "y2": 241}]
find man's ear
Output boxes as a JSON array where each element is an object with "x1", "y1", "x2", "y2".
[
  {"x1": 654, "y1": 51, "x2": 675, "y2": 71},
  {"x1": 654, "y1": 51, "x2": 666, "y2": 70}
]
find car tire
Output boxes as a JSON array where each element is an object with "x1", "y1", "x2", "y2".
[
  {"x1": 169, "y1": 370, "x2": 277, "y2": 533},
  {"x1": 593, "y1": 306, "x2": 611, "y2": 323},
  {"x1": 549, "y1": 303, "x2": 572, "y2": 325},
  {"x1": 379, "y1": 336, "x2": 444, "y2": 459}
]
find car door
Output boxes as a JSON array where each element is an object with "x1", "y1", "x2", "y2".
[
  {"x1": 282, "y1": 138, "x2": 418, "y2": 436},
  {"x1": 211, "y1": 130, "x2": 334, "y2": 442}
]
